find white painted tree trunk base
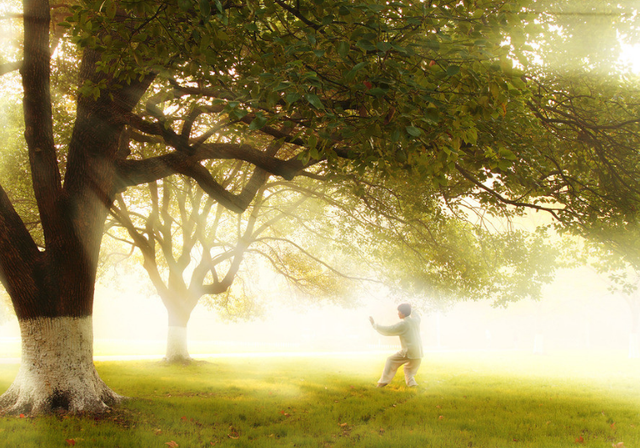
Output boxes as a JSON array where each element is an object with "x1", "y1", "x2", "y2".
[
  {"x1": 629, "y1": 333, "x2": 640, "y2": 359},
  {"x1": 165, "y1": 325, "x2": 191, "y2": 364},
  {"x1": 0, "y1": 316, "x2": 122, "y2": 415}
]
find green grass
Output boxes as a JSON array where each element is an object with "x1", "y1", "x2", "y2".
[{"x1": 0, "y1": 351, "x2": 638, "y2": 447}]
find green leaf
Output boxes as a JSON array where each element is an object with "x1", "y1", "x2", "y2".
[
  {"x1": 356, "y1": 39, "x2": 376, "y2": 52},
  {"x1": 274, "y1": 82, "x2": 291, "y2": 91},
  {"x1": 105, "y1": 0, "x2": 116, "y2": 19},
  {"x1": 248, "y1": 115, "x2": 268, "y2": 130},
  {"x1": 423, "y1": 39, "x2": 440, "y2": 50},
  {"x1": 337, "y1": 41, "x2": 350, "y2": 58},
  {"x1": 368, "y1": 88, "x2": 386, "y2": 97},
  {"x1": 346, "y1": 61, "x2": 368, "y2": 80},
  {"x1": 446, "y1": 65, "x2": 460, "y2": 77},
  {"x1": 200, "y1": 0, "x2": 211, "y2": 18},
  {"x1": 390, "y1": 43, "x2": 408, "y2": 54},
  {"x1": 306, "y1": 94, "x2": 325, "y2": 110},
  {"x1": 425, "y1": 108, "x2": 440, "y2": 123},
  {"x1": 406, "y1": 126, "x2": 422, "y2": 137},
  {"x1": 231, "y1": 108, "x2": 248, "y2": 119},
  {"x1": 285, "y1": 92, "x2": 301, "y2": 104},
  {"x1": 376, "y1": 42, "x2": 392, "y2": 52}
]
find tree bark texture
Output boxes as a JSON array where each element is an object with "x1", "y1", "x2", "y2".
[
  {"x1": 0, "y1": 0, "x2": 151, "y2": 411},
  {"x1": 0, "y1": 317, "x2": 122, "y2": 414}
]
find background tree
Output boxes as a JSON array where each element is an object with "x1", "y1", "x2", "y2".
[{"x1": 107, "y1": 170, "x2": 364, "y2": 363}]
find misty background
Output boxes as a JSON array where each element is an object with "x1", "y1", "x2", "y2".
[{"x1": 0, "y1": 263, "x2": 631, "y2": 360}]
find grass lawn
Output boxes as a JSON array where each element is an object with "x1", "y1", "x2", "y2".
[{"x1": 0, "y1": 351, "x2": 637, "y2": 447}]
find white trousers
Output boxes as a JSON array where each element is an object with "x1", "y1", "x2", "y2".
[{"x1": 378, "y1": 351, "x2": 422, "y2": 386}]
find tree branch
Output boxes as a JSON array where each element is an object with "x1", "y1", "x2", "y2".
[
  {"x1": 0, "y1": 61, "x2": 22, "y2": 77},
  {"x1": 454, "y1": 163, "x2": 562, "y2": 219},
  {"x1": 22, "y1": 0, "x2": 63, "y2": 245}
]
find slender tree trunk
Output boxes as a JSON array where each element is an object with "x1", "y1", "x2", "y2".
[
  {"x1": 163, "y1": 293, "x2": 198, "y2": 364},
  {"x1": 166, "y1": 310, "x2": 193, "y2": 364}
]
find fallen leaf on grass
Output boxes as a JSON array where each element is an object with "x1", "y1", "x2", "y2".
[
  {"x1": 575, "y1": 436, "x2": 584, "y2": 444},
  {"x1": 65, "y1": 440, "x2": 76, "y2": 446},
  {"x1": 438, "y1": 416, "x2": 444, "y2": 420},
  {"x1": 228, "y1": 425, "x2": 240, "y2": 439},
  {"x1": 611, "y1": 423, "x2": 616, "y2": 429},
  {"x1": 279, "y1": 411, "x2": 290, "y2": 417},
  {"x1": 165, "y1": 442, "x2": 179, "y2": 448},
  {"x1": 180, "y1": 416, "x2": 188, "y2": 421},
  {"x1": 612, "y1": 443, "x2": 625, "y2": 448},
  {"x1": 19, "y1": 414, "x2": 25, "y2": 419}
]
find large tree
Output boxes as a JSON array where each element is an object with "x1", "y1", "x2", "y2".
[{"x1": 0, "y1": 0, "x2": 552, "y2": 414}]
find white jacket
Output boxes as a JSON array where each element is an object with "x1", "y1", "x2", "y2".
[{"x1": 373, "y1": 312, "x2": 423, "y2": 359}]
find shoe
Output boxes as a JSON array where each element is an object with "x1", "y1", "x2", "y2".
[{"x1": 376, "y1": 382, "x2": 388, "y2": 388}]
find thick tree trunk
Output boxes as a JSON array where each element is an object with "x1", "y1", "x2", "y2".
[{"x1": 0, "y1": 316, "x2": 122, "y2": 414}]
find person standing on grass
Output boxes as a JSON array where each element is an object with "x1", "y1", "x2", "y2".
[{"x1": 369, "y1": 303, "x2": 423, "y2": 388}]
